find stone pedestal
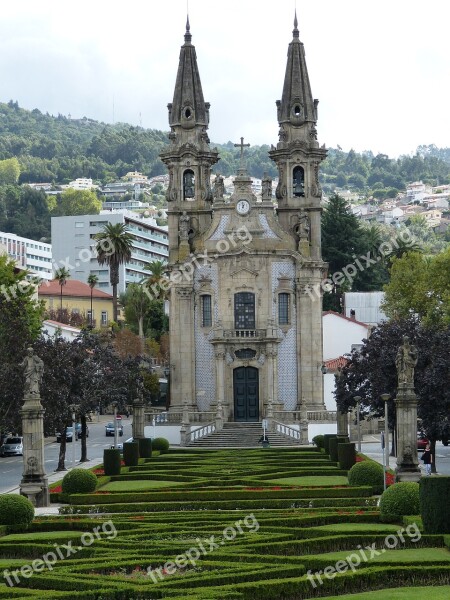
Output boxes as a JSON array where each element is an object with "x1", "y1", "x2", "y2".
[
  {"x1": 132, "y1": 399, "x2": 145, "y2": 440},
  {"x1": 395, "y1": 385, "x2": 421, "y2": 482},
  {"x1": 337, "y1": 410, "x2": 349, "y2": 437},
  {"x1": 20, "y1": 394, "x2": 49, "y2": 507}
]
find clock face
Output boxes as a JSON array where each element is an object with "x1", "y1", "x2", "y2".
[{"x1": 236, "y1": 200, "x2": 250, "y2": 215}]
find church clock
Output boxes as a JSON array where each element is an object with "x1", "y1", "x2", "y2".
[{"x1": 236, "y1": 199, "x2": 250, "y2": 215}]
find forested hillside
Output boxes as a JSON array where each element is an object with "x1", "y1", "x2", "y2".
[{"x1": 0, "y1": 99, "x2": 449, "y2": 195}]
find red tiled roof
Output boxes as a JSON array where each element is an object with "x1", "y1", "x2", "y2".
[
  {"x1": 324, "y1": 356, "x2": 349, "y2": 371},
  {"x1": 322, "y1": 310, "x2": 369, "y2": 328},
  {"x1": 38, "y1": 279, "x2": 113, "y2": 299}
]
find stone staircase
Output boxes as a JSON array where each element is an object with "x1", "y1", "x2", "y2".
[{"x1": 188, "y1": 422, "x2": 299, "y2": 448}]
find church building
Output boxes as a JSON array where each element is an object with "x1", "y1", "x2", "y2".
[{"x1": 160, "y1": 14, "x2": 327, "y2": 423}]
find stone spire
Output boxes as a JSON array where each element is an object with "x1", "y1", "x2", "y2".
[
  {"x1": 168, "y1": 17, "x2": 209, "y2": 129},
  {"x1": 276, "y1": 10, "x2": 318, "y2": 130}
]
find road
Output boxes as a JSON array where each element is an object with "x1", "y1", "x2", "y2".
[
  {"x1": 360, "y1": 437, "x2": 450, "y2": 475},
  {"x1": 0, "y1": 417, "x2": 133, "y2": 494}
]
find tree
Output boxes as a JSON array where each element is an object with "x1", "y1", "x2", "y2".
[
  {"x1": 382, "y1": 248, "x2": 450, "y2": 326},
  {"x1": 121, "y1": 283, "x2": 153, "y2": 351},
  {"x1": 94, "y1": 223, "x2": 133, "y2": 322},
  {"x1": 0, "y1": 255, "x2": 44, "y2": 434},
  {"x1": 54, "y1": 267, "x2": 70, "y2": 319},
  {"x1": 87, "y1": 274, "x2": 99, "y2": 328},
  {"x1": 0, "y1": 158, "x2": 20, "y2": 184},
  {"x1": 143, "y1": 260, "x2": 168, "y2": 301},
  {"x1": 53, "y1": 188, "x2": 101, "y2": 216}
]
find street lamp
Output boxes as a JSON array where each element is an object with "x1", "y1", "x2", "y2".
[
  {"x1": 381, "y1": 393, "x2": 390, "y2": 491},
  {"x1": 164, "y1": 366, "x2": 171, "y2": 410},
  {"x1": 354, "y1": 396, "x2": 362, "y2": 452},
  {"x1": 113, "y1": 403, "x2": 119, "y2": 450}
]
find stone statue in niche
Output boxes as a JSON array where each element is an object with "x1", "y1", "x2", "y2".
[
  {"x1": 261, "y1": 173, "x2": 272, "y2": 201},
  {"x1": 21, "y1": 347, "x2": 44, "y2": 397},
  {"x1": 395, "y1": 335, "x2": 418, "y2": 388},
  {"x1": 297, "y1": 210, "x2": 310, "y2": 240},
  {"x1": 179, "y1": 211, "x2": 190, "y2": 241},
  {"x1": 213, "y1": 174, "x2": 225, "y2": 200}
]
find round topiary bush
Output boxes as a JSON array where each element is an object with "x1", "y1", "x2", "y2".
[
  {"x1": 420, "y1": 476, "x2": 450, "y2": 533},
  {"x1": 61, "y1": 469, "x2": 98, "y2": 495},
  {"x1": 312, "y1": 435, "x2": 324, "y2": 449},
  {"x1": 348, "y1": 460, "x2": 385, "y2": 494},
  {"x1": 0, "y1": 494, "x2": 34, "y2": 526},
  {"x1": 380, "y1": 482, "x2": 420, "y2": 523},
  {"x1": 103, "y1": 449, "x2": 121, "y2": 476},
  {"x1": 152, "y1": 437, "x2": 170, "y2": 454}
]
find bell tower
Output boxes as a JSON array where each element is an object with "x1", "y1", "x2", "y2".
[
  {"x1": 160, "y1": 17, "x2": 219, "y2": 264},
  {"x1": 269, "y1": 12, "x2": 327, "y2": 259}
]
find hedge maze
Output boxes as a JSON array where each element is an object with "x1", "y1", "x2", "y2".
[{"x1": 1, "y1": 447, "x2": 450, "y2": 599}]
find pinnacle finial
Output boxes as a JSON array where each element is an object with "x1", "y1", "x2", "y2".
[
  {"x1": 185, "y1": 14, "x2": 192, "y2": 43},
  {"x1": 293, "y1": 9, "x2": 299, "y2": 38}
]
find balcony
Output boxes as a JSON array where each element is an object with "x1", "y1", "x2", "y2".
[{"x1": 223, "y1": 329, "x2": 266, "y2": 339}]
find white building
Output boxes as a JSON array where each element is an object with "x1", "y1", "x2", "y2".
[
  {"x1": 67, "y1": 178, "x2": 97, "y2": 190},
  {"x1": 51, "y1": 211, "x2": 168, "y2": 294},
  {"x1": 0, "y1": 231, "x2": 52, "y2": 280},
  {"x1": 406, "y1": 181, "x2": 432, "y2": 204}
]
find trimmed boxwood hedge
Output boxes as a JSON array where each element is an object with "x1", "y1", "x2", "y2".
[
  {"x1": 338, "y1": 442, "x2": 356, "y2": 470},
  {"x1": 138, "y1": 437, "x2": 152, "y2": 458},
  {"x1": 0, "y1": 494, "x2": 34, "y2": 526},
  {"x1": 312, "y1": 434, "x2": 324, "y2": 449},
  {"x1": 420, "y1": 476, "x2": 450, "y2": 533},
  {"x1": 152, "y1": 437, "x2": 170, "y2": 453},
  {"x1": 62, "y1": 469, "x2": 97, "y2": 495},
  {"x1": 103, "y1": 448, "x2": 121, "y2": 476},
  {"x1": 348, "y1": 460, "x2": 385, "y2": 494},
  {"x1": 380, "y1": 481, "x2": 420, "y2": 523},
  {"x1": 328, "y1": 437, "x2": 339, "y2": 462},
  {"x1": 123, "y1": 441, "x2": 139, "y2": 467},
  {"x1": 323, "y1": 433, "x2": 337, "y2": 454}
]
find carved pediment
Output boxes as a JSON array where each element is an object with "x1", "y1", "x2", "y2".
[{"x1": 230, "y1": 267, "x2": 259, "y2": 278}]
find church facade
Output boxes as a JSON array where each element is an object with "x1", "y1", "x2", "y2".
[{"x1": 160, "y1": 15, "x2": 327, "y2": 423}]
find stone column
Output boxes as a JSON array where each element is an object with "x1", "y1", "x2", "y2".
[
  {"x1": 215, "y1": 346, "x2": 225, "y2": 422},
  {"x1": 337, "y1": 409, "x2": 349, "y2": 437},
  {"x1": 395, "y1": 385, "x2": 421, "y2": 482},
  {"x1": 132, "y1": 399, "x2": 145, "y2": 440},
  {"x1": 20, "y1": 394, "x2": 49, "y2": 507},
  {"x1": 179, "y1": 399, "x2": 191, "y2": 446}
]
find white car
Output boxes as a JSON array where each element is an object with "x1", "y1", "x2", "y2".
[{"x1": 0, "y1": 436, "x2": 24, "y2": 456}]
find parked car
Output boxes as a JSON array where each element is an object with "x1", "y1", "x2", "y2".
[
  {"x1": 0, "y1": 436, "x2": 24, "y2": 456},
  {"x1": 56, "y1": 424, "x2": 89, "y2": 443},
  {"x1": 417, "y1": 431, "x2": 429, "y2": 451},
  {"x1": 105, "y1": 422, "x2": 124, "y2": 437},
  {"x1": 116, "y1": 437, "x2": 134, "y2": 452}
]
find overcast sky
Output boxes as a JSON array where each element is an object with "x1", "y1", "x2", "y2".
[{"x1": 1, "y1": 0, "x2": 449, "y2": 158}]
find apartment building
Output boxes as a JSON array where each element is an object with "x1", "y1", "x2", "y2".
[{"x1": 0, "y1": 231, "x2": 52, "y2": 280}]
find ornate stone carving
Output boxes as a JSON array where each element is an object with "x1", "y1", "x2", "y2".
[
  {"x1": 213, "y1": 174, "x2": 225, "y2": 201},
  {"x1": 179, "y1": 211, "x2": 190, "y2": 241},
  {"x1": 396, "y1": 335, "x2": 418, "y2": 388},
  {"x1": 261, "y1": 173, "x2": 272, "y2": 201},
  {"x1": 176, "y1": 287, "x2": 192, "y2": 299}
]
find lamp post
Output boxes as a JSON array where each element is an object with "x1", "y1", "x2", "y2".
[
  {"x1": 113, "y1": 403, "x2": 118, "y2": 450},
  {"x1": 68, "y1": 404, "x2": 78, "y2": 468},
  {"x1": 354, "y1": 396, "x2": 361, "y2": 453},
  {"x1": 164, "y1": 366, "x2": 171, "y2": 410},
  {"x1": 381, "y1": 393, "x2": 390, "y2": 491}
]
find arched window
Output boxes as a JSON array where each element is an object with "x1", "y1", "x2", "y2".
[
  {"x1": 183, "y1": 169, "x2": 195, "y2": 199},
  {"x1": 234, "y1": 292, "x2": 255, "y2": 330},
  {"x1": 278, "y1": 293, "x2": 290, "y2": 325},
  {"x1": 293, "y1": 166, "x2": 305, "y2": 197},
  {"x1": 201, "y1": 294, "x2": 212, "y2": 327}
]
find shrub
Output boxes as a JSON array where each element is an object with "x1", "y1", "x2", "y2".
[
  {"x1": 338, "y1": 442, "x2": 356, "y2": 470},
  {"x1": 103, "y1": 449, "x2": 121, "y2": 476},
  {"x1": 152, "y1": 437, "x2": 170, "y2": 454},
  {"x1": 348, "y1": 460, "x2": 384, "y2": 494},
  {"x1": 62, "y1": 469, "x2": 97, "y2": 495},
  {"x1": 420, "y1": 476, "x2": 450, "y2": 533},
  {"x1": 329, "y1": 437, "x2": 339, "y2": 462},
  {"x1": 123, "y1": 442, "x2": 139, "y2": 466},
  {"x1": 312, "y1": 434, "x2": 324, "y2": 449},
  {"x1": 0, "y1": 495, "x2": 34, "y2": 526},
  {"x1": 380, "y1": 482, "x2": 420, "y2": 522},
  {"x1": 138, "y1": 438, "x2": 152, "y2": 459},
  {"x1": 323, "y1": 434, "x2": 337, "y2": 454}
]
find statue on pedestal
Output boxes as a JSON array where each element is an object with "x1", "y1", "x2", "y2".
[
  {"x1": 395, "y1": 335, "x2": 418, "y2": 388},
  {"x1": 20, "y1": 348, "x2": 44, "y2": 396}
]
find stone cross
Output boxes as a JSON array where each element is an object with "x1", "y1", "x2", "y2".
[{"x1": 234, "y1": 137, "x2": 250, "y2": 170}]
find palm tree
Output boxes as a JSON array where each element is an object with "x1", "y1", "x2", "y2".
[
  {"x1": 54, "y1": 267, "x2": 70, "y2": 322},
  {"x1": 143, "y1": 260, "x2": 168, "y2": 300},
  {"x1": 94, "y1": 223, "x2": 133, "y2": 322},
  {"x1": 87, "y1": 274, "x2": 99, "y2": 328}
]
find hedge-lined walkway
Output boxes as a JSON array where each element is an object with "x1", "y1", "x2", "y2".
[{"x1": 1, "y1": 447, "x2": 449, "y2": 599}]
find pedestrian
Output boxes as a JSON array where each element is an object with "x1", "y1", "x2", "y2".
[{"x1": 422, "y1": 444, "x2": 433, "y2": 475}]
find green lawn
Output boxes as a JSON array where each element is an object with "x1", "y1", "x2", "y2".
[
  {"x1": 322, "y1": 586, "x2": 450, "y2": 599},
  {"x1": 100, "y1": 479, "x2": 183, "y2": 491},
  {"x1": 267, "y1": 475, "x2": 349, "y2": 486}
]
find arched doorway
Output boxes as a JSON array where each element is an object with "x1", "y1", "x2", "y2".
[{"x1": 233, "y1": 367, "x2": 259, "y2": 422}]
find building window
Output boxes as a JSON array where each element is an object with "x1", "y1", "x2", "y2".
[
  {"x1": 293, "y1": 166, "x2": 305, "y2": 197},
  {"x1": 87, "y1": 309, "x2": 93, "y2": 322},
  {"x1": 278, "y1": 293, "x2": 290, "y2": 325},
  {"x1": 234, "y1": 292, "x2": 255, "y2": 330},
  {"x1": 201, "y1": 295, "x2": 212, "y2": 327},
  {"x1": 101, "y1": 311, "x2": 108, "y2": 326},
  {"x1": 75, "y1": 222, "x2": 84, "y2": 228}
]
